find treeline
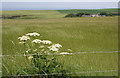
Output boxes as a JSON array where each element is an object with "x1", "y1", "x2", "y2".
[
  {"x1": 1, "y1": 15, "x2": 31, "y2": 19},
  {"x1": 65, "y1": 12, "x2": 113, "y2": 17}
]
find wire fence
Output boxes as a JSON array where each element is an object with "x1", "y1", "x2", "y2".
[
  {"x1": 1, "y1": 51, "x2": 118, "y2": 57},
  {"x1": 2, "y1": 70, "x2": 117, "y2": 77},
  {"x1": 1, "y1": 51, "x2": 118, "y2": 77}
]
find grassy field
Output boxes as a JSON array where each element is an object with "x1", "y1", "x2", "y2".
[{"x1": 2, "y1": 9, "x2": 118, "y2": 76}]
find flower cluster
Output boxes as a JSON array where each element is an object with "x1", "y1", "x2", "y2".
[
  {"x1": 18, "y1": 36, "x2": 30, "y2": 41},
  {"x1": 28, "y1": 56, "x2": 33, "y2": 60},
  {"x1": 32, "y1": 39, "x2": 52, "y2": 45},
  {"x1": 18, "y1": 32, "x2": 72, "y2": 56},
  {"x1": 52, "y1": 44, "x2": 62, "y2": 48},
  {"x1": 50, "y1": 47, "x2": 59, "y2": 52},
  {"x1": 19, "y1": 41, "x2": 26, "y2": 44},
  {"x1": 41, "y1": 40, "x2": 52, "y2": 45},
  {"x1": 39, "y1": 45, "x2": 44, "y2": 48},
  {"x1": 49, "y1": 43, "x2": 62, "y2": 52},
  {"x1": 18, "y1": 32, "x2": 71, "y2": 75},
  {"x1": 26, "y1": 32, "x2": 40, "y2": 36},
  {"x1": 32, "y1": 39, "x2": 42, "y2": 43}
]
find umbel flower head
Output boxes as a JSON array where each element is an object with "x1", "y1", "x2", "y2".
[
  {"x1": 52, "y1": 43, "x2": 62, "y2": 48},
  {"x1": 39, "y1": 45, "x2": 44, "y2": 48},
  {"x1": 41, "y1": 40, "x2": 52, "y2": 45},
  {"x1": 32, "y1": 39, "x2": 42, "y2": 43},
  {"x1": 18, "y1": 32, "x2": 67, "y2": 54},
  {"x1": 50, "y1": 47, "x2": 59, "y2": 52},
  {"x1": 26, "y1": 32, "x2": 40, "y2": 36},
  {"x1": 18, "y1": 36, "x2": 30, "y2": 41},
  {"x1": 49, "y1": 43, "x2": 62, "y2": 52},
  {"x1": 19, "y1": 41, "x2": 26, "y2": 44},
  {"x1": 28, "y1": 56, "x2": 33, "y2": 60}
]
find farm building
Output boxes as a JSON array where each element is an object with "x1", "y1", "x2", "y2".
[
  {"x1": 82, "y1": 15, "x2": 91, "y2": 17},
  {"x1": 82, "y1": 14, "x2": 106, "y2": 17},
  {"x1": 91, "y1": 14, "x2": 101, "y2": 17}
]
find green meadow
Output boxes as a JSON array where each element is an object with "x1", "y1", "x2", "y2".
[{"x1": 2, "y1": 9, "x2": 118, "y2": 76}]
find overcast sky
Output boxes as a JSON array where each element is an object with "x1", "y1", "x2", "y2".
[
  {"x1": 2, "y1": 2, "x2": 118, "y2": 10},
  {"x1": 1, "y1": 0, "x2": 119, "y2": 2}
]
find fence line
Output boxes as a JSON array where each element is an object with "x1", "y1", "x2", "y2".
[
  {"x1": 2, "y1": 70, "x2": 117, "y2": 77},
  {"x1": 1, "y1": 51, "x2": 118, "y2": 57},
  {"x1": 1, "y1": 51, "x2": 118, "y2": 77}
]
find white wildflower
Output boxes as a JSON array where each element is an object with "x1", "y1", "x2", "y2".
[
  {"x1": 48, "y1": 46, "x2": 51, "y2": 49},
  {"x1": 26, "y1": 49, "x2": 31, "y2": 53},
  {"x1": 39, "y1": 45, "x2": 44, "y2": 48},
  {"x1": 50, "y1": 47, "x2": 59, "y2": 52},
  {"x1": 41, "y1": 49, "x2": 45, "y2": 51},
  {"x1": 32, "y1": 39, "x2": 42, "y2": 43},
  {"x1": 18, "y1": 36, "x2": 30, "y2": 41},
  {"x1": 41, "y1": 40, "x2": 52, "y2": 45},
  {"x1": 52, "y1": 43, "x2": 62, "y2": 48},
  {"x1": 19, "y1": 42, "x2": 25, "y2": 44},
  {"x1": 49, "y1": 43, "x2": 62, "y2": 51},
  {"x1": 68, "y1": 49, "x2": 72, "y2": 52},
  {"x1": 26, "y1": 51, "x2": 29, "y2": 53},
  {"x1": 26, "y1": 32, "x2": 40, "y2": 36},
  {"x1": 60, "y1": 52, "x2": 72, "y2": 55},
  {"x1": 28, "y1": 56, "x2": 33, "y2": 60},
  {"x1": 44, "y1": 51, "x2": 47, "y2": 53}
]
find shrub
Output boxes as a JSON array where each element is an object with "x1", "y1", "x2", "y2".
[
  {"x1": 99, "y1": 12, "x2": 113, "y2": 16},
  {"x1": 76, "y1": 12, "x2": 84, "y2": 17},
  {"x1": 84, "y1": 13, "x2": 90, "y2": 15},
  {"x1": 106, "y1": 13, "x2": 113, "y2": 16},
  {"x1": 65, "y1": 13, "x2": 76, "y2": 17},
  {"x1": 65, "y1": 12, "x2": 91, "y2": 18},
  {"x1": 18, "y1": 32, "x2": 71, "y2": 76},
  {"x1": 99, "y1": 12, "x2": 107, "y2": 15}
]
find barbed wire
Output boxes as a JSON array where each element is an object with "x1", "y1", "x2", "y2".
[
  {"x1": 1, "y1": 51, "x2": 118, "y2": 77},
  {"x1": 2, "y1": 70, "x2": 117, "y2": 77},
  {"x1": 1, "y1": 51, "x2": 118, "y2": 57}
]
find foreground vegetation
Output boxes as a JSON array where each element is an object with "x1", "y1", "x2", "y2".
[{"x1": 2, "y1": 9, "x2": 118, "y2": 76}]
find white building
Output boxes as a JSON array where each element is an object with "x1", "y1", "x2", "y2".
[
  {"x1": 91, "y1": 14, "x2": 101, "y2": 17},
  {"x1": 82, "y1": 15, "x2": 91, "y2": 17}
]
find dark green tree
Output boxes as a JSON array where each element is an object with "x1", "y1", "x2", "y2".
[
  {"x1": 99, "y1": 12, "x2": 107, "y2": 15},
  {"x1": 65, "y1": 13, "x2": 76, "y2": 17},
  {"x1": 76, "y1": 12, "x2": 84, "y2": 17}
]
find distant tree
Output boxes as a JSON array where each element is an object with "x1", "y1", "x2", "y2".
[
  {"x1": 65, "y1": 13, "x2": 76, "y2": 17},
  {"x1": 76, "y1": 12, "x2": 84, "y2": 17},
  {"x1": 84, "y1": 13, "x2": 90, "y2": 15},
  {"x1": 99, "y1": 12, "x2": 107, "y2": 15},
  {"x1": 100, "y1": 12, "x2": 113, "y2": 16},
  {"x1": 106, "y1": 12, "x2": 113, "y2": 16}
]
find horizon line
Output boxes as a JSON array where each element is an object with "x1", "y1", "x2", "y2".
[{"x1": 2, "y1": 7, "x2": 118, "y2": 11}]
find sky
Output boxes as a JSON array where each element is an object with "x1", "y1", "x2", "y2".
[
  {"x1": 1, "y1": 0, "x2": 120, "y2": 2},
  {"x1": 2, "y1": 2, "x2": 118, "y2": 10}
]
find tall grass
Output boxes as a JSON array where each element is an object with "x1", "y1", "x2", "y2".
[{"x1": 2, "y1": 10, "x2": 118, "y2": 76}]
